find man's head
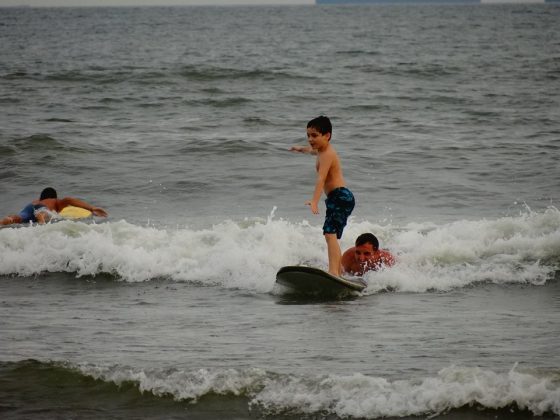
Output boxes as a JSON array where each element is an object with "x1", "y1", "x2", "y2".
[
  {"x1": 39, "y1": 187, "x2": 57, "y2": 200},
  {"x1": 355, "y1": 233, "x2": 379, "y2": 250},
  {"x1": 353, "y1": 233, "x2": 379, "y2": 264}
]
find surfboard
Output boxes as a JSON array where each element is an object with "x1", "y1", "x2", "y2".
[
  {"x1": 59, "y1": 206, "x2": 92, "y2": 219},
  {"x1": 276, "y1": 265, "x2": 367, "y2": 297}
]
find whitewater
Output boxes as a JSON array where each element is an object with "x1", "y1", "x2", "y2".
[{"x1": 1, "y1": 206, "x2": 558, "y2": 291}]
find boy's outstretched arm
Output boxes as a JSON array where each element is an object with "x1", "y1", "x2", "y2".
[{"x1": 289, "y1": 145, "x2": 317, "y2": 154}]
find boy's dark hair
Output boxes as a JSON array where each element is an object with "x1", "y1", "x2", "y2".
[
  {"x1": 40, "y1": 187, "x2": 57, "y2": 200},
  {"x1": 307, "y1": 115, "x2": 332, "y2": 136},
  {"x1": 355, "y1": 233, "x2": 379, "y2": 250}
]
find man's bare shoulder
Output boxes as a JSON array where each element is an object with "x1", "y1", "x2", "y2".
[
  {"x1": 342, "y1": 246, "x2": 355, "y2": 257},
  {"x1": 341, "y1": 247, "x2": 355, "y2": 266}
]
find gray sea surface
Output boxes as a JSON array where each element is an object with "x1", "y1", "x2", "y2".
[{"x1": 0, "y1": 4, "x2": 559, "y2": 419}]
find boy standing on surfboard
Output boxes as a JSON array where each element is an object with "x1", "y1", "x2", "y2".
[{"x1": 290, "y1": 116, "x2": 355, "y2": 277}]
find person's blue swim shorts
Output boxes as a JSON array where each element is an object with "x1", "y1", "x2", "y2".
[
  {"x1": 323, "y1": 187, "x2": 355, "y2": 239},
  {"x1": 18, "y1": 203, "x2": 46, "y2": 223}
]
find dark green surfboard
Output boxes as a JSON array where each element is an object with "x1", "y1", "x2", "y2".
[{"x1": 276, "y1": 265, "x2": 367, "y2": 297}]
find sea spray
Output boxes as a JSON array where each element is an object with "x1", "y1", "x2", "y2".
[{"x1": 1, "y1": 207, "x2": 558, "y2": 293}]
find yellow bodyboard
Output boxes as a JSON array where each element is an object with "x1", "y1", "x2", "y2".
[{"x1": 59, "y1": 206, "x2": 92, "y2": 219}]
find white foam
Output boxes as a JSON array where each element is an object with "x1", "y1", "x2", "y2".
[
  {"x1": 77, "y1": 363, "x2": 267, "y2": 402},
  {"x1": 0, "y1": 206, "x2": 559, "y2": 293},
  {"x1": 73, "y1": 362, "x2": 560, "y2": 417},
  {"x1": 253, "y1": 364, "x2": 560, "y2": 417},
  {"x1": 360, "y1": 206, "x2": 560, "y2": 293}
]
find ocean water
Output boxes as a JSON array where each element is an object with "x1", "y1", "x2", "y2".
[{"x1": 1, "y1": 4, "x2": 559, "y2": 419}]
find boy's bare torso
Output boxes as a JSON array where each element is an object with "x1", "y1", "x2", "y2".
[{"x1": 316, "y1": 145, "x2": 346, "y2": 196}]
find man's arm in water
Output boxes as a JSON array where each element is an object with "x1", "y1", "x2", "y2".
[{"x1": 58, "y1": 197, "x2": 108, "y2": 217}]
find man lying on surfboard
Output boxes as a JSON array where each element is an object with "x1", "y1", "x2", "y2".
[
  {"x1": 0, "y1": 187, "x2": 108, "y2": 225},
  {"x1": 341, "y1": 233, "x2": 395, "y2": 276}
]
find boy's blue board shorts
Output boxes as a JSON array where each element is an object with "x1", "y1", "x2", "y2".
[{"x1": 323, "y1": 187, "x2": 355, "y2": 239}]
